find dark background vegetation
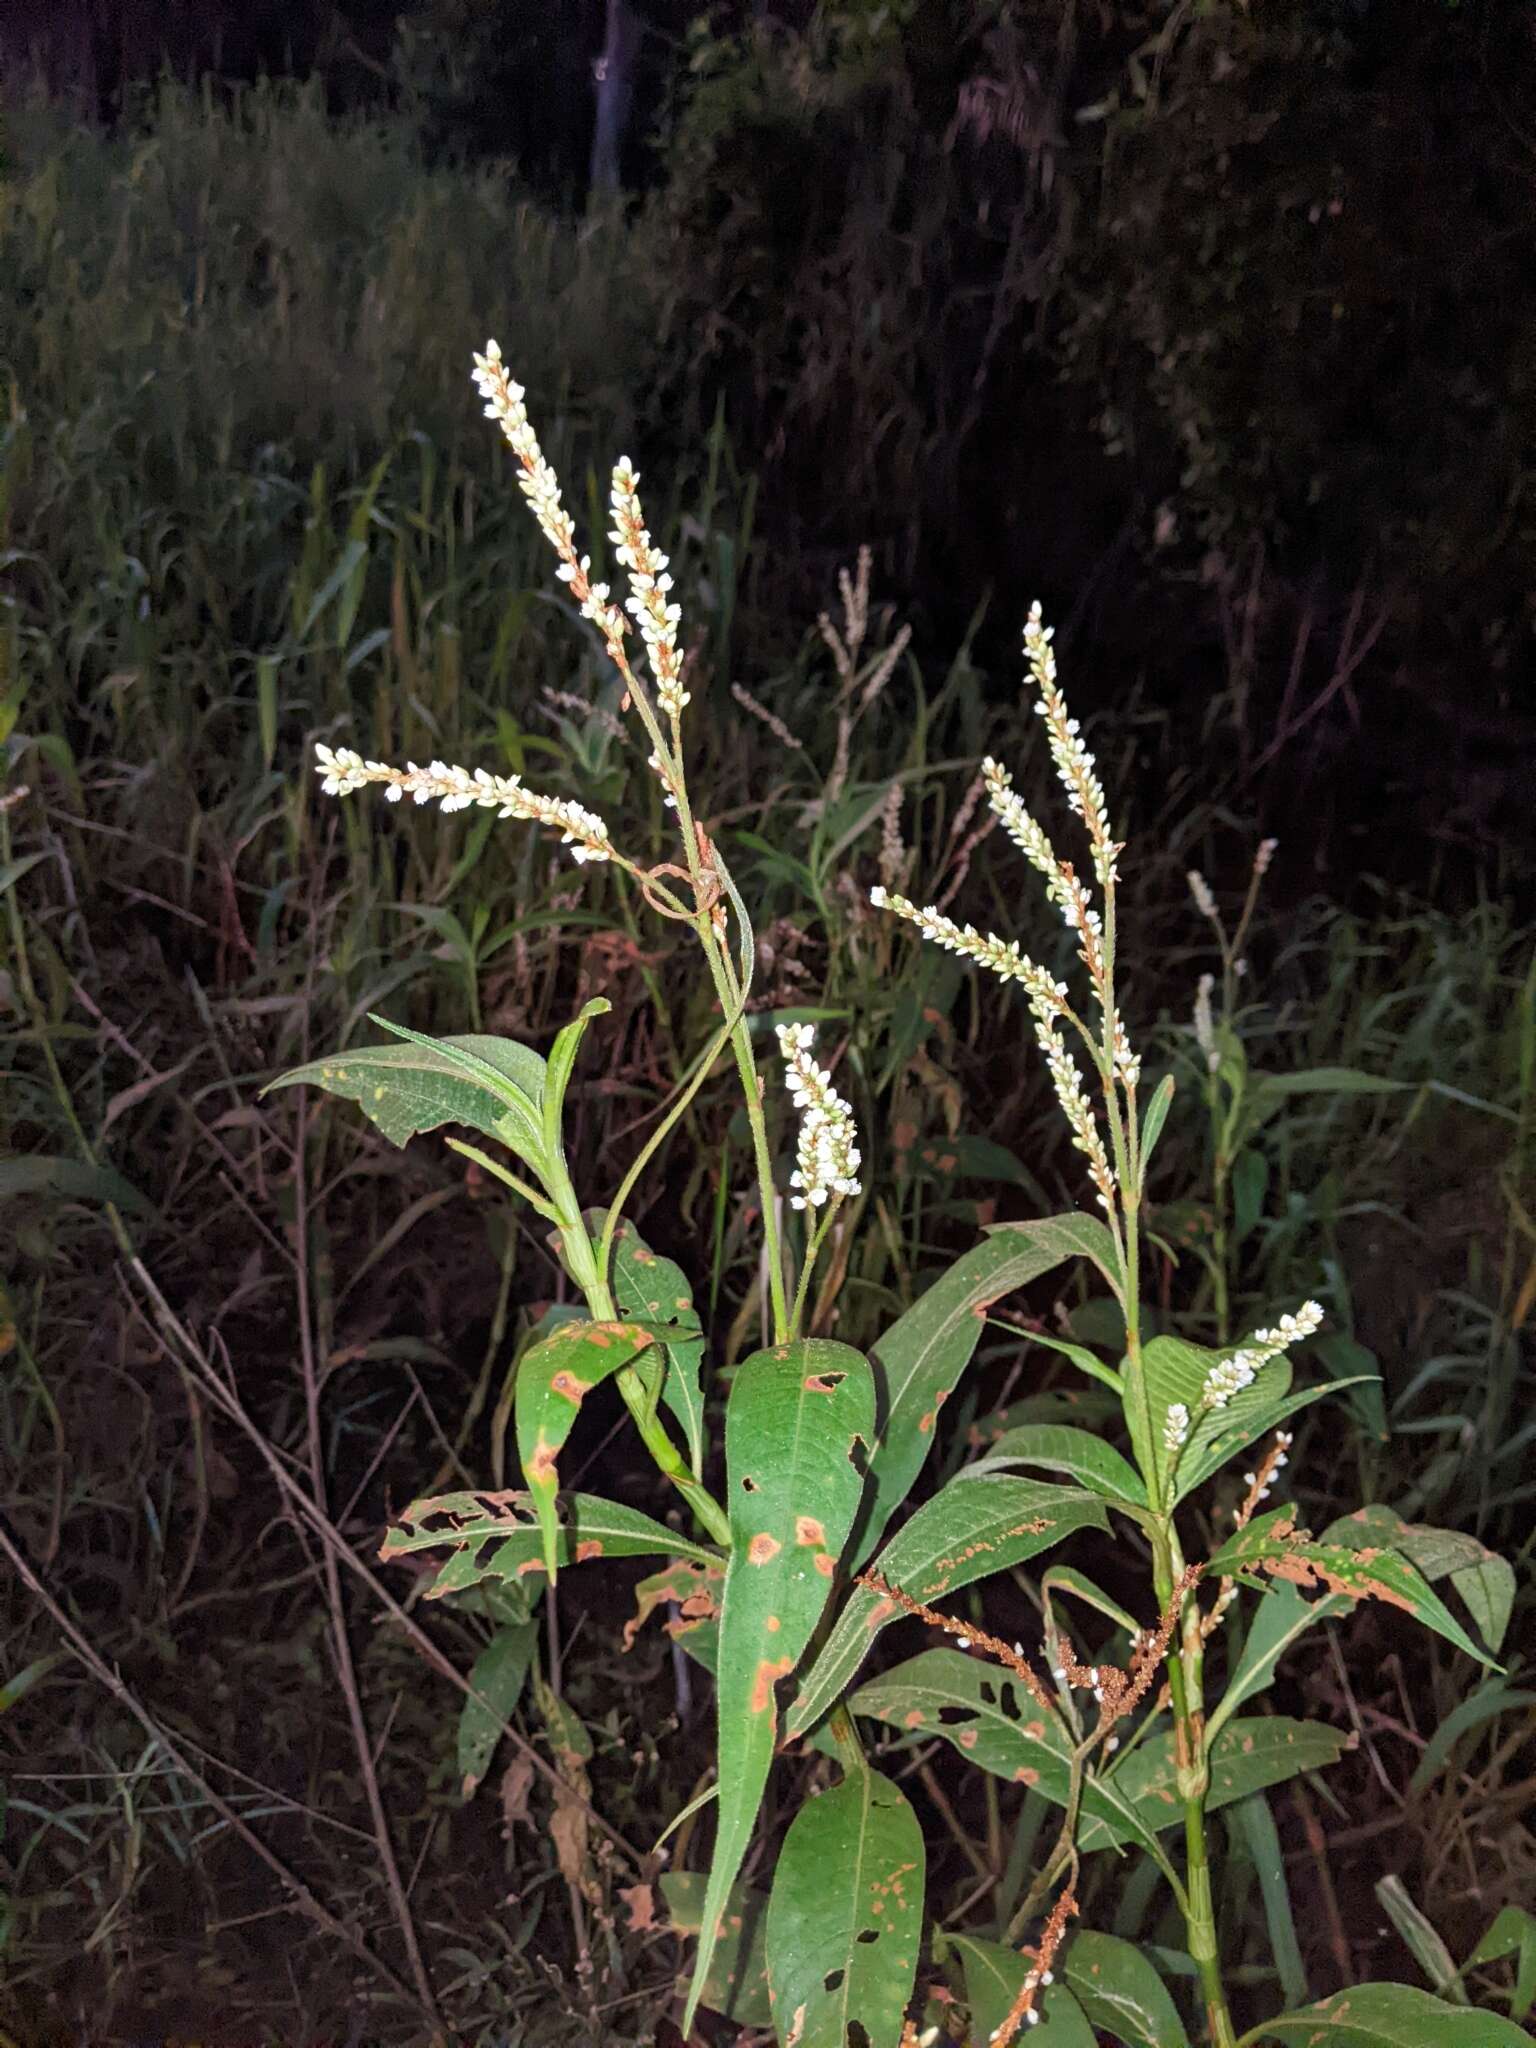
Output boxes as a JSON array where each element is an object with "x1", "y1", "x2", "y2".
[{"x1": 1, "y1": 2, "x2": 1532, "y2": 2043}]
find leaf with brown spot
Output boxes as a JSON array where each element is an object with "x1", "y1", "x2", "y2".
[
  {"x1": 787, "y1": 1474, "x2": 1106, "y2": 1740},
  {"x1": 515, "y1": 1319, "x2": 672, "y2": 1576},
  {"x1": 1254, "y1": 1982, "x2": 1534, "y2": 2045},
  {"x1": 381, "y1": 1488, "x2": 716, "y2": 1600},
  {"x1": 609, "y1": 1218, "x2": 709, "y2": 1479},
  {"x1": 1207, "y1": 1511, "x2": 1502, "y2": 1669},
  {"x1": 765, "y1": 1764, "x2": 925, "y2": 2048},
  {"x1": 681, "y1": 1339, "x2": 875, "y2": 2038},
  {"x1": 661, "y1": 1872, "x2": 773, "y2": 2030}
]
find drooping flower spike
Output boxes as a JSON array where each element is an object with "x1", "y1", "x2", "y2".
[{"x1": 314, "y1": 745, "x2": 615, "y2": 865}]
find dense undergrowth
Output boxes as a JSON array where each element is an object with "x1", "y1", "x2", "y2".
[{"x1": 1, "y1": 59, "x2": 1533, "y2": 2048}]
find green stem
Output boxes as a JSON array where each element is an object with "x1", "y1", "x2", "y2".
[
  {"x1": 1151, "y1": 1523, "x2": 1236, "y2": 2048},
  {"x1": 552, "y1": 1179, "x2": 732, "y2": 1551}
]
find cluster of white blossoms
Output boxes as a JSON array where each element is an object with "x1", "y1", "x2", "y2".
[
  {"x1": 313, "y1": 745, "x2": 614, "y2": 863},
  {"x1": 1200, "y1": 1300, "x2": 1325, "y2": 1412},
  {"x1": 609, "y1": 456, "x2": 689, "y2": 720},
  {"x1": 1163, "y1": 1402, "x2": 1191, "y2": 1453},
  {"x1": 775, "y1": 1022, "x2": 863, "y2": 1211}
]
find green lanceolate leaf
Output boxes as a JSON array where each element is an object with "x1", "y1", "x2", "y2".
[
  {"x1": 608, "y1": 1219, "x2": 708, "y2": 1478},
  {"x1": 948, "y1": 1933, "x2": 1097, "y2": 2045},
  {"x1": 846, "y1": 1649, "x2": 1164, "y2": 1861},
  {"x1": 1079, "y1": 1718, "x2": 1351, "y2": 1853},
  {"x1": 765, "y1": 1765, "x2": 924, "y2": 2048},
  {"x1": 379, "y1": 1488, "x2": 717, "y2": 1599},
  {"x1": 1323, "y1": 1506, "x2": 1515, "y2": 1654},
  {"x1": 1463, "y1": 1905, "x2": 1536, "y2": 2022},
  {"x1": 855, "y1": 1217, "x2": 1121, "y2": 1565},
  {"x1": 661, "y1": 1872, "x2": 773, "y2": 2030},
  {"x1": 982, "y1": 1424, "x2": 1149, "y2": 1508},
  {"x1": 1206, "y1": 1511, "x2": 1500, "y2": 1668},
  {"x1": 1138, "y1": 1074, "x2": 1177, "y2": 1180},
  {"x1": 787, "y1": 1476, "x2": 1107, "y2": 1739},
  {"x1": 1176, "y1": 1377, "x2": 1380, "y2": 1505},
  {"x1": 514, "y1": 1320, "x2": 669, "y2": 1575},
  {"x1": 1207, "y1": 1581, "x2": 1353, "y2": 1741},
  {"x1": 456, "y1": 1621, "x2": 538, "y2": 1799},
  {"x1": 264, "y1": 1019, "x2": 548, "y2": 1166},
  {"x1": 1228, "y1": 1791, "x2": 1309, "y2": 2009},
  {"x1": 1059, "y1": 1930, "x2": 1190, "y2": 2048},
  {"x1": 1238, "y1": 1982, "x2": 1535, "y2": 2046},
  {"x1": 682, "y1": 1340, "x2": 875, "y2": 2038},
  {"x1": 541, "y1": 997, "x2": 610, "y2": 1161}
]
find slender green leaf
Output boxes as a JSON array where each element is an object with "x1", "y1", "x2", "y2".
[
  {"x1": 855, "y1": 1218, "x2": 1120, "y2": 1564},
  {"x1": 1463, "y1": 1905, "x2": 1536, "y2": 2022},
  {"x1": 787, "y1": 1477, "x2": 1107, "y2": 1739},
  {"x1": 1081, "y1": 1718, "x2": 1350, "y2": 1853},
  {"x1": 949, "y1": 1933, "x2": 1097, "y2": 2045},
  {"x1": 380, "y1": 1489, "x2": 716, "y2": 1600},
  {"x1": 683, "y1": 1340, "x2": 875, "y2": 2037},
  {"x1": 1206, "y1": 1513, "x2": 1500, "y2": 1668},
  {"x1": 765, "y1": 1765, "x2": 924, "y2": 2048},
  {"x1": 661, "y1": 1871, "x2": 773, "y2": 2030},
  {"x1": 1410, "y1": 1682, "x2": 1536, "y2": 1797},
  {"x1": 0, "y1": 1155, "x2": 149, "y2": 1213},
  {"x1": 457, "y1": 1622, "x2": 538, "y2": 1799},
  {"x1": 542, "y1": 997, "x2": 610, "y2": 1160},
  {"x1": 847, "y1": 1649, "x2": 1165, "y2": 1861},
  {"x1": 264, "y1": 1022, "x2": 547, "y2": 1163},
  {"x1": 515, "y1": 1321, "x2": 666, "y2": 1575},
  {"x1": 1208, "y1": 1583, "x2": 1353, "y2": 1741},
  {"x1": 982, "y1": 1424, "x2": 1148, "y2": 1507},
  {"x1": 1059, "y1": 1929, "x2": 1190, "y2": 2047},
  {"x1": 1139, "y1": 1074, "x2": 1176, "y2": 1178},
  {"x1": 1042, "y1": 1564, "x2": 1142, "y2": 1638},
  {"x1": 1376, "y1": 1875, "x2": 1467, "y2": 2002},
  {"x1": 1239, "y1": 1982, "x2": 1535, "y2": 2046},
  {"x1": 1228, "y1": 1792, "x2": 1309, "y2": 2008}
]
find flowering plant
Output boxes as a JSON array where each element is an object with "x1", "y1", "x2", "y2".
[{"x1": 270, "y1": 345, "x2": 1517, "y2": 2048}]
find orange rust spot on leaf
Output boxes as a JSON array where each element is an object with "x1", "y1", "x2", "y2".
[
  {"x1": 751, "y1": 1657, "x2": 793, "y2": 1713},
  {"x1": 748, "y1": 1533, "x2": 782, "y2": 1566},
  {"x1": 1014, "y1": 1766, "x2": 1039, "y2": 1785},
  {"x1": 574, "y1": 1539, "x2": 603, "y2": 1563},
  {"x1": 802, "y1": 1372, "x2": 841, "y2": 1394},
  {"x1": 958, "y1": 1728, "x2": 979, "y2": 1749},
  {"x1": 765, "y1": 1615, "x2": 781, "y2": 1632},
  {"x1": 813, "y1": 1552, "x2": 834, "y2": 1577},
  {"x1": 904, "y1": 1709, "x2": 926, "y2": 1728},
  {"x1": 866, "y1": 1598, "x2": 897, "y2": 1630},
  {"x1": 1024, "y1": 1719, "x2": 1045, "y2": 1739},
  {"x1": 549, "y1": 1369, "x2": 589, "y2": 1404},
  {"x1": 527, "y1": 1443, "x2": 557, "y2": 1483},
  {"x1": 795, "y1": 1516, "x2": 827, "y2": 1548}
]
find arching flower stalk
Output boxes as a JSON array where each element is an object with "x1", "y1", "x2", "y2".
[{"x1": 313, "y1": 745, "x2": 621, "y2": 867}]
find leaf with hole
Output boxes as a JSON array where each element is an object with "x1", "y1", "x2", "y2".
[
  {"x1": 948, "y1": 1933, "x2": 1098, "y2": 2045},
  {"x1": 379, "y1": 1489, "x2": 716, "y2": 1600},
  {"x1": 457, "y1": 1621, "x2": 537, "y2": 1800},
  {"x1": 765, "y1": 1764, "x2": 924, "y2": 2048},
  {"x1": 608, "y1": 1218, "x2": 707, "y2": 1478},
  {"x1": 660, "y1": 1871, "x2": 773, "y2": 2030},
  {"x1": 515, "y1": 1321, "x2": 670, "y2": 1575},
  {"x1": 1207, "y1": 1511, "x2": 1501, "y2": 1668},
  {"x1": 682, "y1": 1340, "x2": 875, "y2": 2037},
  {"x1": 854, "y1": 1216, "x2": 1122, "y2": 1565},
  {"x1": 786, "y1": 1475, "x2": 1107, "y2": 1739},
  {"x1": 1059, "y1": 1929, "x2": 1190, "y2": 2048},
  {"x1": 1238, "y1": 1982, "x2": 1535, "y2": 2045}
]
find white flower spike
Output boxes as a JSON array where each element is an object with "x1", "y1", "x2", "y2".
[
  {"x1": 775, "y1": 1022, "x2": 862, "y2": 1212},
  {"x1": 314, "y1": 744, "x2": 614, "y2": 864}
]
